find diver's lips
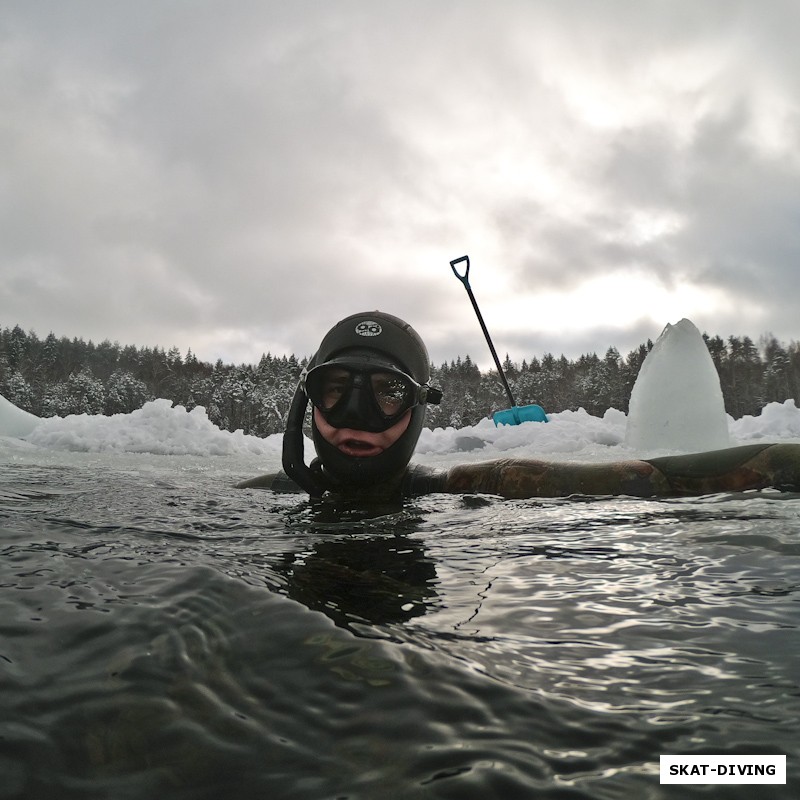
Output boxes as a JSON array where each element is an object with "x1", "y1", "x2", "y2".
[{"x1": 336, "y1": 438, "x2": 383, "y2": 458}]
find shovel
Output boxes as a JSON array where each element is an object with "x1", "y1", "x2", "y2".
[{"x1": 450, "y1": 255, "x2": 548, "y2": 425}]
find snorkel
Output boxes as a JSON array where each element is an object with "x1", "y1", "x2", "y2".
[
  {"x1": 281, "y1": 379, "x2": 329, "y2": 497},
  {"x1": 281, "y1": 312, "x2": 442, "y2": 497}
]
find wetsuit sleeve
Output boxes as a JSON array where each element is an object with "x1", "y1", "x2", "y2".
[
  {"x1": 443, "y1": 458, "x2": 669, "y2": 499},
  {"x1": 439, "y1": 443, "x2": 800, "y2": 499},
  {"x1": 645, "y1": 442, "x2": 800, "y2": 495},
  {"x1": 235, "y1": 471, "x2": 304, "y2": 492},
  {"x1": 402, "y1": 464, "x2": 449, "y2": 497},
  {"x1": 236, "y1": 444, "x2": 800, "y2": 498}
]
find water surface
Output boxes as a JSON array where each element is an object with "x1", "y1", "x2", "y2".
[{"x1": 1, "y1": 457, "x2": 798, "y2": 799}]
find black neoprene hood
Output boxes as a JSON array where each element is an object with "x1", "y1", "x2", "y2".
[
  {"x1": 308, "y1": 311, "x2": 437, "y2": 490},
  {"x1": 312, "y1": 311, "x2": 431, "y2": 381}
]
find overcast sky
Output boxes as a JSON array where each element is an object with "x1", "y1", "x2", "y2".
[{"x1": 2, "y1": 1, "x2": 799, "y2": 369}]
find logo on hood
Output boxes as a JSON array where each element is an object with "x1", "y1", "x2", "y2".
[{"x1": 355, "y1": 321, "x2": 382, "y2": 337}]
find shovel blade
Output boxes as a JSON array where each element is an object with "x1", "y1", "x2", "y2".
[{"x1": 493, "y1": 404, "x2": 548, "y2": 426}]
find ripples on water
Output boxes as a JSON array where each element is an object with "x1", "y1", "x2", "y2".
[{"x1": 1, "y1": 460, "x2": 798, "y2": 799}]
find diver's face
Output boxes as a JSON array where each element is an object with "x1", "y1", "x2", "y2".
[{"x1": 313, "y1": 406, "x2": 411, "y2": 458}]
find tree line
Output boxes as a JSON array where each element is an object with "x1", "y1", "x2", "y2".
[{"x1": 1, "y1": 324, "x2": 798, "y2": 437}]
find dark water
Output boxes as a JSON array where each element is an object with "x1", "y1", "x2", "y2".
[{"x1": 1, "y1": 460, "x2": 798, "y2": 799}]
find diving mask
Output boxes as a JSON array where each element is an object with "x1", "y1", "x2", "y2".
[{"x1": 302, "y1": 361, "x2": 442, "y2": 433}]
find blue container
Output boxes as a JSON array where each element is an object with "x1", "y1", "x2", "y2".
[{"x1": 493, "y1": 404, "x2": 548, "y2": 426}]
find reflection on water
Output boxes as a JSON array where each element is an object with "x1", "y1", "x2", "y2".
[
  {"x1": 274, "y1": 499, "x2": 439, "y2": 628},
  {"x1": 0, "y1": 462, "x2": 799, "y2": 799},
  {"x1": 278, "y1": 534, "x2": 438, "y2": 627}
]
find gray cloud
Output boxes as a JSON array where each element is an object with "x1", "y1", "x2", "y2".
[{"x1": 2, "y1": 0, "x2": 799, "y2": 370}]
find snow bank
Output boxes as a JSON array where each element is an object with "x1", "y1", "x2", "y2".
[
  {"x1": 17, "y1": 398, "x2": 281, "y2": 457},
  {"x1": 417, "y1": 408, "x2": 627, "y2": 458},
  {"x1": 730, "y1": 399, "x2": 800, "y2": 441},
  {"x1": 1, "y1": 393, "x2": 799, "y2": 462}
]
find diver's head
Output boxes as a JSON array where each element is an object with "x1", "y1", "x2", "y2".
[{"x1": 283, "y1": 311, "x2": 442, "y2": 494}]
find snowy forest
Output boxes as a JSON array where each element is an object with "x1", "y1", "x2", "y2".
[{"x1": 1, "y1": 324, "x2": 799, "y2": 437}]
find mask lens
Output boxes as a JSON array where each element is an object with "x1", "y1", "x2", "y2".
[
  {"x1": 306, "y1": 366, "x2": 352, "y2": 410},
  {"x1": 370, "y1": 372, "x2": 413, "y2": 417}
]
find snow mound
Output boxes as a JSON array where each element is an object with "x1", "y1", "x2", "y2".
[{"x1": 20, "y1": 398, "x2": 281, "y2": 456}]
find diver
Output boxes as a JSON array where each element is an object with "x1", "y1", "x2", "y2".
[
  {"x1": 237, "y1": 310, "x2": 442, "y2": 500},
  {"x1": 237, "y1": 311, "x2": 800, "y2": 500}
]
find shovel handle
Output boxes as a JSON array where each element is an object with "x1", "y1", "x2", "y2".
[
  {"x1": 449, "y1": 255, "x2": 470, "y2": 285},
  {"x1": 449, "y1": 253, "x2": 517, "y2": 410}
]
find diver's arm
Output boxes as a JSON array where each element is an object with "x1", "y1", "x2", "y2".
[
  {"x1": 235, "y1": 471, "x2": 304, "y2": 492},
  {"x1": 236, "y1": 444, "x2": 800, "y2": 498},
  {"x1": 438, "y1": 443, "x2": 800, "y2": 499},
  {"x1": 644, "y1": 442, "x2": 800, "y2": 495},
  {"x1": 443, "y1": 458, "x2": 669, "y2": 498},
  {"x1": 235, "y1": 474, "x2": 275, "y2": 489}
]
